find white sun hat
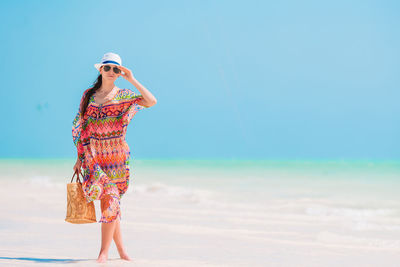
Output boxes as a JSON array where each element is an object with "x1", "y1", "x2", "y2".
[{"x1": 94, "y1": 52, "x2": 122, "y2": 71}]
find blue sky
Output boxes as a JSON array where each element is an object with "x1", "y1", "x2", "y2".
[{"x1": 0, "y1": 0, "x2": 399, "y2": 160}]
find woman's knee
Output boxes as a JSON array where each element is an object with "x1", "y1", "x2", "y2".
[{"x1": 101, "y1": 193, "x2": 120, "y2": 212}]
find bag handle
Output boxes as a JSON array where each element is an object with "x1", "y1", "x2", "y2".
[{"x1": 71, "y1": 170, "x2": 84, "y2": 184}]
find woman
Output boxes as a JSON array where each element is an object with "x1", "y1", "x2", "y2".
[{"x1": 72, "y1": 52, "x2": 157, "y2": 263}]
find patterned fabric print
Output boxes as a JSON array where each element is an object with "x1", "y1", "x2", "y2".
[{"x1": 72, "y1": 87, "x2": 147, "y2": 223}]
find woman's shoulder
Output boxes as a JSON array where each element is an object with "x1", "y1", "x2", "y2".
[
  {"x1": 82, "y1": 88, "x2": 91, "y2": 98},
  {"x1": 117, "y1": 88, "x2": 142, "y2": 100}
]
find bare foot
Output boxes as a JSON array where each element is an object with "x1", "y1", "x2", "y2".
[
  {"x1": 96, "y1": 253, "x2": 108, "y2": 263},
  {"x1": 119, "y1": 250, "x2": 132, "y2": 261}
]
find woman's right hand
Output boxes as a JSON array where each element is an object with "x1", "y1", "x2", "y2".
[{"x1": 73, "y1": 158, "x2": 82, "y2": 178}]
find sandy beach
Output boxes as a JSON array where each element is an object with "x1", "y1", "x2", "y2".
[{"x1": 1, "y1": 159, "x2": 400, "y2": 266}]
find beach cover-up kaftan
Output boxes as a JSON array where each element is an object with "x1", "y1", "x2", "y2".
[{"x1": 72, "y1": 87, "x2": 147, "y2": 223}]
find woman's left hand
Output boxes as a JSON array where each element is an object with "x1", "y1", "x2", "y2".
[{"x1": 118, "y1": 65, "x2": 135, "y2": 81}]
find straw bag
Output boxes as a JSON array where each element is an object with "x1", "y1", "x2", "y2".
[{"x1": 65, "y1": 170, "x2": 97, "y2": 224}]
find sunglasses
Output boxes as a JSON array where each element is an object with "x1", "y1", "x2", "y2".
[{"x1": 102, "y1": 65, "x2": 121, "y2": 74}]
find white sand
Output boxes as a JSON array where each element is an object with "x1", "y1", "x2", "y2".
[{"x1": 1, "y1": 160, "x2": 400, "y2": 266}]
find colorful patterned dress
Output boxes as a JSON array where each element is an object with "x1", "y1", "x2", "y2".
[{"x1": 72, "y1": 87, "x2": 147, "y2": 223}]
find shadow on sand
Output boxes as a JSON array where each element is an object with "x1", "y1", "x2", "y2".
[{"x1": 0, "y1": 256, "x2": 90, "y2": 263}]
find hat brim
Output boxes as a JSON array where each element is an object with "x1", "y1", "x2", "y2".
[{"x1": 94, "y1": 63, "x2": 122, "y2": 71}]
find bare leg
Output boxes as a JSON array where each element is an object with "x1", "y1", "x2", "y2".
[
  {"x1": 96, "y1": 195, "x2": 118, "y2": 263},
  {"x1": 113, "y1": 216, "x2": 132, "y2": 261}
]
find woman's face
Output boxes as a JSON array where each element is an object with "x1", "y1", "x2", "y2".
[{"x1": 100, "y1": 64, "x2": 121, "y2": 81}]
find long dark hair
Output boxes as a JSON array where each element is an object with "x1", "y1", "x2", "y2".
[{"x1": 81, "y1": 73, "x2": 102, "y2": 115}]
